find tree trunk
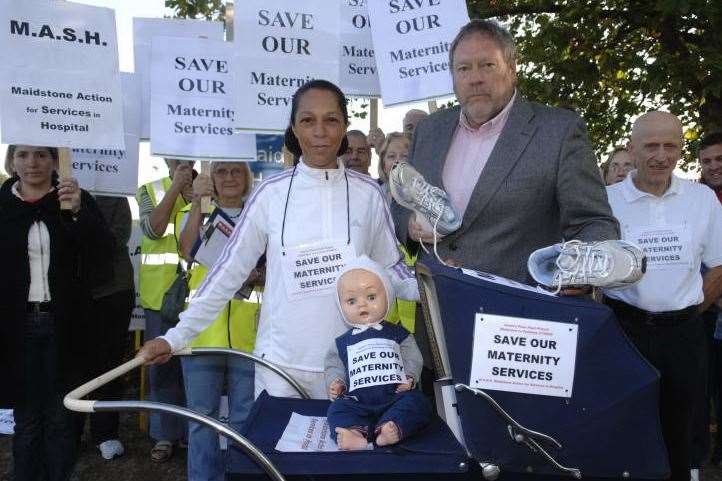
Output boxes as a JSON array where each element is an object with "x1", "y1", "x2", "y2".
[{"x1": 700, "y1": 94, "x2": 722, "y2": 135}]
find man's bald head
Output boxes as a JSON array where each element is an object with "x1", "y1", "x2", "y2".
[
  {"x1": 628, "y1": 111, "x2": 683, "y2": 193},
  {"x1": 630, "y1": 111, "x2": 682, "y2": 145},
  {"x1": 403, "y1": 109, "x2": 428, "y2": 135}
]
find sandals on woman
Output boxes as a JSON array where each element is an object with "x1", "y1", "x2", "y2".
[{"x1": 150, "y1": 440, "x2": 173, "y2": 463}]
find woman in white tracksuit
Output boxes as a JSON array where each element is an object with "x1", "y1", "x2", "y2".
[{"x1": 140, "y1": 80, "x2": 418, "y2": 399}]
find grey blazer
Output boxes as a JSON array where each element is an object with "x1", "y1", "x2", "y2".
[{"x1": 391, "y1": 95, "x2": 619, "y2": 283}]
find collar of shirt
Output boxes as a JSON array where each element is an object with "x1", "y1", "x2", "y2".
[
  {"x1": 297, "y1": 156, "x2": 346, "y2": 183},
  {"x1": 621, "y1": 170, "x2": 682, "y2": 202},
  {"x1": 11, "y1": 180, "x2": 54, "y2": 202},
  {"x1": 350, "y1": 322, "x2": 383, "y2": 335},
  {"x1": 459, "y1": 90, "x2": 517, "y2": 137}
]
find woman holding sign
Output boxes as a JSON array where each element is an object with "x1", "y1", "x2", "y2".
[
  {"x1": 175, "y1": 161, "x2": 260, "y2": 481},
  {"x1": 140, "y1": 80, "x2": 418, "y2": 402},
  {"x1": 0, "y1": 145, "x2": 113, "y2": 480}
]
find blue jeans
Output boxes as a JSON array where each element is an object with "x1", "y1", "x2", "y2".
[
  {"x1": 181, "y1": 354, "x2": 255, "y2": 481},
  {"x1": 144, "y1": 308, "x2": 186, "y2": 442},
  {"x1": 13, "y1": 311, "x2": 80, "y2": 481}
]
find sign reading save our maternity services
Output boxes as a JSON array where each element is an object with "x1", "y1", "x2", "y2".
[
  {"x1": 133, "y1": 18, "x2": 224, "y2": 140},
  {"x1": 339, "y1": 1, "x2": 380, "y2": 97},
  {"x1": 150, "y1": 37, "x2": 255, "y2": 160},
  {"x1": 0, "y1": 0, "x2": 124, "y2": 149},
  {"x1": 469, "y1": 313, "x2": 578, "y2": 398},
  {"x1": 367, "y1": 0, "x2": 469, "y2": 106},
  {"x1": 234, "y1": 1, "x2": 340, "y2": 133}
]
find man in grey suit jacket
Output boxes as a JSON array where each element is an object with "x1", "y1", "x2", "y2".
[{"x1": 392, "y1": 20, "x2": 619, "y2": 284}]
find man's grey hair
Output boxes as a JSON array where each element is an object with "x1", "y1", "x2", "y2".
[
  {"x1": 346, "y1": 130, "x2": 368, "y2": 141},
  {"x1": 448, "y1": 19, "x2": 517, "y2": 70}
]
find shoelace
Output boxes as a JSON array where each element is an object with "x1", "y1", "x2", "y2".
[{"x1": 551, "y1": 240, "x2": 611, "y2": 294}]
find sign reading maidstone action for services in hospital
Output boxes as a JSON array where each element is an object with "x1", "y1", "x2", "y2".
[
  {"x1": 0, "y1": 0, "x2": 124, "y2": 149},
  {"x1": 150, "y1": 37, "x2": 255, "y2": 160},
  {"x1": 133, "y1": 18, "x2": 224, "y2": 140},
  {"x1": 367, "y1": 0, "x2": 469, "y2": 106},
  {"x1": 234, "y1": 1, "x2": 341, "y2": 133},
  {"x1": 71, "y1": 73, "x2": 140, "y2": 197},
  {"x1": 469, "y1": 313, "x2": 578, "y2": 398},
  {"x1": 339, "y1": 1, "x2": 380, "y2": 97}
]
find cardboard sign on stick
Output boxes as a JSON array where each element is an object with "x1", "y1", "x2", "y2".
[
  {"x1": 133, "y1": 18, "x2": 224, "y2": 139},
  {"x1": 339, "y1": 1, "x2": 380, "y2": 97},
  {"x1": 234, "y1": 1, "x2": 341, "y2": 133},
  {"x1": 150, "y1": 37, "x2": 255, "y2": 160},
  {"x1": 71, "y1": 73, "x2": 141, "y2": 197},
  {"x1": 0, "y1": 0, "x2": 124, "y2": 149},
  {"x1": 367, "y1": 0, "x2": 470, "y2": 106}
]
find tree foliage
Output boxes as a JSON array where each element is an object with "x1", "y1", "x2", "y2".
[
  {"x1": 469, "y1": 0, "x2": 722, "y2": 168},
  {"x1": 166, "y1": 0, "x2": 722, "y2": 167}
]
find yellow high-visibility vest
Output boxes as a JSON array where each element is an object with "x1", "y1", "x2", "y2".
[
  {"x1": 137, "y1": 177, "x2": 187, "y2": 310},
  {"x1": 386, "y1": 245, "x2": 418, "y2": 333},
  {"x1": 176, "y1": 204, "x2": 259, "y2": 351}
]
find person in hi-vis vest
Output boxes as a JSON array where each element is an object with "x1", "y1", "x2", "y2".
[
  {"x1": 175, "y1": 161, "x2": 261, "y2": 481},
  {"x1": 135, "y1": 158, "x2": 193, "y2": 463}
]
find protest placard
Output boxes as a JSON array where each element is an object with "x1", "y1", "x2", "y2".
[
  {"x1": 347, "y1": 338, "x2": 406, "y2": 390},
  {"x1": 366, "y1": 0, "x2": 469, "y2": 106},
  {"x1": 0, "y1": 0, "x2": 124, "y2": 149},
  {"x1": 128, "y1": 222, "x2": 145, "y2": 331},
  {"x1": 469, "y1": 313, "x2": 578, "y2": 398},
  {"x1": 234, "y1": 1, "x2": 341, "y2": 133},
  {"x1": 133, "y1": 17, "x2": 224, "y2": 139},
  {"x1": 71, "y1": 73, "x2": 140, "y2": 196},
  {"x1": 340, "y1": 1, "x2": 380, "y2": 97},
  {"x1": 150, "y1": 37, "x2": 255, "y2": 160}
]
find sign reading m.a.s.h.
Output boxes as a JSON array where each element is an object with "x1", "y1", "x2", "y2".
[
  {"x1": 0, "y1": 0, "x2": 124, "y2": 149},
  {"x1": 469, "y1": 313, "x2": 578, "y2": 398}
]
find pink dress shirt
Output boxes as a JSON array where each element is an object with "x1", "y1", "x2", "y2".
[{"x1": 442, "y1": 92, "x2": 516, "y2": 216}]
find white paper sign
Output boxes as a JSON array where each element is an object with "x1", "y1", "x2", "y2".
[
  {"x1": 191, "y1": 209, "x2": 236, "y2": 269},
  {"x1": 282, "y1": 242, "x2": 354, "y2": 301},
  {"x1": 234, "y1": 1, "x2": 341, "y2": 133},
  {"x1": 150, "y1": 37, "x2": 255, "y2": 160},
  {"x1": 0, "y1": 409, "x2": 14, "y2": 435},
  {"x1": 133, "y1": 17, "x2": 224, "y2": 139},
  {"x1": 347, "y1": 338, "x2": 406, "y2": 390},
  {"x1": 469, "y1": 313, "x2": 578, "y2": 398},
  {"x1": 339, "y1": 1, "x2": 380, "y2": 97},
  {"x1": 71, "y1": 73, "x2": 140, "y2": 196},
  {"x1": 0, "y1": 0, "x2": 124, "y2": 149},
  {"x1": 628, "y1": 225, "x2": 691, "y2": 270},
  {"x1": 128, "y1": 222, "x2": 145, "y2": 331},
  {"x1": 367, "y1": 0, "x2": 470, "y2": 106},
  {"x1": 275, "y1": 412, "x2": 339, "y2": 452},
  {"x1": 461, "y1": 268, "x2": 556, "y2": 297}
]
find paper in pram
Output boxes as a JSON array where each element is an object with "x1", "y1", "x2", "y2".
[
  {"x1": 0, "y1": 409, "x2": 14, "y2": 435},
  {"x1": 275, "y1": 412, "x2": 339, "y2": 452}
]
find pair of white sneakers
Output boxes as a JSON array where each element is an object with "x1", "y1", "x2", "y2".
[{"x1": 389, "y1": 162, "x2": 646, "y2": 291}]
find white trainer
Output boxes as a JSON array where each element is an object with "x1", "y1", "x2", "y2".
[
  {"x1": 389, "y1": 162, "x2": 462, "y2": 236},
  {"x1": 98, "y1": 439, "x2": 124, "y2": 460},
  {"x1": 528, "y1": 240, "x2": 646, "y2": 291}
]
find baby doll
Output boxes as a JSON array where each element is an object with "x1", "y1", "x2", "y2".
[{"x1": 324, "y1": 256, "x2": 431, "y2": 450}]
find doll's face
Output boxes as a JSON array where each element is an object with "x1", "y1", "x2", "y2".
[{"x1": 338, "y1": 269, "x2": 388, "y2": 325}]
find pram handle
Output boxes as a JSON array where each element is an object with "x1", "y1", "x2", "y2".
[
  {"x1": 175, "y1": 347, "x2": 311, "y2": 399},
  {"x1": 63, "y1": 348, "x2": 305, "y2": 481}
]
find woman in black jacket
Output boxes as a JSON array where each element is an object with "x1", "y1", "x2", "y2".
[{"x1": 0, "y1": 144, "x2": 114, "y2": 481}]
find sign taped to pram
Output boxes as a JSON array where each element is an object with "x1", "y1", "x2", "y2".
[
  {"x1": 275, "y1": 412, "x2": 339, "y2": 452},
  {"x1": 469, "y1": 313, "x2": 578, "y2": 398}
]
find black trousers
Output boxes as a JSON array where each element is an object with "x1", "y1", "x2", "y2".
[
  {"x1": 85, "y1": 289, "x2": 134, "y2": 444},
  {"x1": 611, "y1": 305, "x2": 705, "y2": 481},
  {"x1": 14, "y1": 311, "x2": 80, "y2": 481}
]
